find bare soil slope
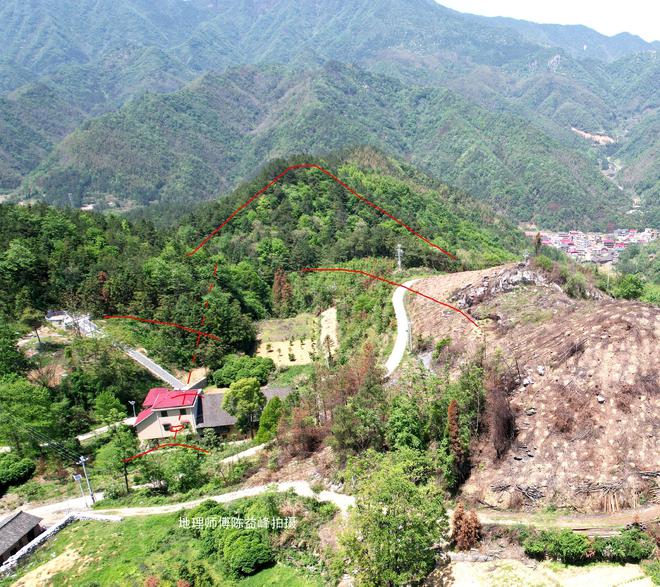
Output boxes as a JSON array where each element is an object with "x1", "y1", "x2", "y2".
[{"x1": 409, "y1": 264, "x2": 659, "y2": 511}]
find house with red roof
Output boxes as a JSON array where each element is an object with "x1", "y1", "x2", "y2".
[
  {"x1": 134, "y1": 387, "x2": 291, "y2": 442},
  {"x1": 134, "y1": 388, "x2": 203, "y2": 441}
]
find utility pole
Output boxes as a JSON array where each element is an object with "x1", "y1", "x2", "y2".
[
  {"x1": 78, "y1": 456, "x2": 95, "y2": 505},
  {"x1": 396, "y1": 243, "x2": 404, "y2": 272}
]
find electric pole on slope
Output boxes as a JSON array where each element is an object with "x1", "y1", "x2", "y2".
[
  {"x1": 78, "y1": 456, "x2": 95, "y2": 505},
  {"x1": 396, "y1": 243, "x2": 404, "y2": 272}
]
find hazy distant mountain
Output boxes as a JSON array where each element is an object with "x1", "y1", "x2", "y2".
[
  {"x1": 461, "y1": 13, "x2": 659, "y2": 62},
  {"x1": 1, "y1": 0, "x2": 657, "y2": 229}
]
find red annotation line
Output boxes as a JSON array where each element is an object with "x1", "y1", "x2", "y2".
[
  {"x1": 171, "y1": 391, "x2": 204, "y2": 400},
  {"x1": 301, "y1": 268, "x2": 480, "y2": 329},
  {"x1": 102, "y1": 315, "x2": 221, "y2": 341},
  {"x1": 187, "y1": 163, "x2": 457, "y2": 260},
  {"x1": 122, "y1": 443, "x2": 209, "y2": 463}
]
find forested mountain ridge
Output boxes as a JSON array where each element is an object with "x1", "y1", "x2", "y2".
[
  {"x1": 1, "y1": 0, "x2": 658, "y2": 230},
  {"x1": 2, "y1": 0, "x2": 656, "y2": 88},
  {"x1": 18, "y1": 63, "x2": 629, "y2": 230},
  {"x1": 1, "y1": 149, "x2": 525, "y2": 368}
]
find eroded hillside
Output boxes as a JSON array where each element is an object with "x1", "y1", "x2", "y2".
[{"x1": 409, "y1": 263, "x2": 659, "y2": 511}]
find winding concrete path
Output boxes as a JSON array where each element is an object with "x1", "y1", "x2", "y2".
[
  {"x1": 93, "y1": 481, "x2": 355, "y2": 518},
  {"x1": 384, "y1": 279, "x2": 419, "y2": 377}
]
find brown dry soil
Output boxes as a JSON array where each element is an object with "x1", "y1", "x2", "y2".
[
  {"x1": 409, "y1": 264, "x2": 659, "y2": 512},
  {"x1": 10, "y1": 548, "x2": 87, "y2": 587}
]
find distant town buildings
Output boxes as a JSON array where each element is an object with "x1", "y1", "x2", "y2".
[{"x1": 524, "y1": 227, "x2": 658, "y2": 265}]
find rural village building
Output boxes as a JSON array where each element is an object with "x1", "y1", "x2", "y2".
[
  {"x1": 0, "y1": 511, "x2": 43, "y2": 564},
  {"x1": 134, "y1": 387, "x2": 291, "y2": 441}
]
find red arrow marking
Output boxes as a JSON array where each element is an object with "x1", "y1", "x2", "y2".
[
  {"x1": 301, "y1": 268, "x2": 479, "y2": 329},
  {"x1": 102, "y1": 315, "x2": 221, "y2": 341},
  {"x1": 187, "y1": 163, "x2": 456, "y2": 260}
]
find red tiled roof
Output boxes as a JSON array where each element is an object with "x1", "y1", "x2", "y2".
[
  {"x1": 134, "y1": 408, "x2": 154, "y2": 426},
  {"x1": 142, "y1": 388, "x2": 201, "y2": 409},
  {"x1": 142, "y1": 387, "x2": 169, "y2": 408},
  {"x1": 152, "y1": 390, "x2": 201, "y2": 410}
]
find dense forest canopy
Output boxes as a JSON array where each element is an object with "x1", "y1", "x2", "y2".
[
  {"x1": 0, "y1": 0, "x2": 657, "y2": 231},
  {"x1": 0, "y1": 149, "x2": 526, "y2": 370}
]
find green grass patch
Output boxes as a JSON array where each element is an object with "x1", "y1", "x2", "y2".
[
  {"x1": 269, "y1": 364, "x2": 314, "y2": 387},
  {"x1": 643, "y1": 560, "x2": 660, "y2": 585},
  {"x1": 241, "y1": 564, "x2": 324, "y2": 586},
  {"x1": 257, "y1": 314, "x2": 316, "y2": 343},
  {"x1": 0, "y1": 516, "x2": 325, "y2": 587}
]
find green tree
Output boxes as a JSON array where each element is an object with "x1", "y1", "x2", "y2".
[
  {"x1": 615, "y1": 274, "x2": 645, "y2": 300},
  {"x1": 0, "y1": 376, "x2": 59, "y2": 456},
  {"x1": 94, "y1": 426, "x2": 139, "y2": 492},
  {"x1": 341, "y1": 450, "x2": 448, "y2": 585},
  {"x1": 162, "y1": 449, "x2": 207, "y2": 493},
  {"x1": 93, "y1": 390, "x2": 126, "y2": 426},
  {"x1": 0, "y1": 453, "x2": 36, "y2": 494},
  {"x1": 254, "y1": 397, "x2": 283, "y2": 443},
  {"x1": 331, "y1": 375, "x2": 387, "y2": 455},
  {"x1": 385, "y1": 395, "x2": 425, "y2": 450},
  {"x1": 223, "y1": 378, "x2": 266, "y2": 438},
  {"x1": 212, "y1": 355, "x2": 275, "y2": 387},
  {"x1": 0, "y1": 325, "x2": 30, "y2": 377}
]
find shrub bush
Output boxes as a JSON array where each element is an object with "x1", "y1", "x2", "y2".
[
  {"x1": 221, "y1": 529, "x2": 274, "y2": 577},
  {"x1": 565, "y1": 272, "x2": 588, "y2": 299},
  {"x1": 593, "y1": 528, "x2": 655, "y2": 563},
  {"x1": 0, "y1": 453, "x2": 35, "y2": 493},
  {"x1": 523, "y1": 529, "x2": 591, "y2": 564},
  {"x1": 104, "y1": 480, "x2": 128, "y2": 500},
  {"x1": 213, "y1": 355, "x2": 275, "y2": 387},
  {"x1": 614, "y1": 274, "x2": 645, "y2": 300},
  {"x1": 534, "y1": 255, "x2": 554, "y2": 272},
  {"x1": 432, "y1": 337, "x2": 452, "y2": 360},
  {"x1": 523, "y1": 527, "x2": 654, "y2": 565}
]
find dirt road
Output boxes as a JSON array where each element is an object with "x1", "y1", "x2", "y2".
[{"x1": 476, "y1": 502, "x2": 660, "y2": 534}]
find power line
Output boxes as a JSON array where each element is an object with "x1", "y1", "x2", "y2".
[{"x1": 0, "y1": 408, "x2": 81, "y2": 463}]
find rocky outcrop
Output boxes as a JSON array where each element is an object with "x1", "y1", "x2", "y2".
[{"x1": 451, "y1": 263, "x2": 553, "y2": 308}]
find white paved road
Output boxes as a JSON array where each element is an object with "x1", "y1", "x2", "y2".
[
  {"x1": 76, "y1": 417, "x2": 136, "y2": 442},
  {"x1": 122, "y1": 346, "x2": 184, "y2": 388},
  {"x1": 93, "y1": 481, "x2": 355, "y2": 518},
  {"x1": 384, "y1": 279, "x2": 419, "y2": 377}
]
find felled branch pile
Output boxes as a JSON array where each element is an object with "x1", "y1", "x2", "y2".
[
  {"x1": 515, "y1": 485, "x2": 544, "y2": 501},
  {"x1": 638, "y1": 471, "x2": 660, "y2": 479},
  {"x1": 575, "y1": 480, "x2": 624, "y2": 495},
  {"x1": 491, "y1": 482, "x2": 511, "y2": 493},
  {"x1": 575, "y1": 480, "x2": 625, "y2": 512}
]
